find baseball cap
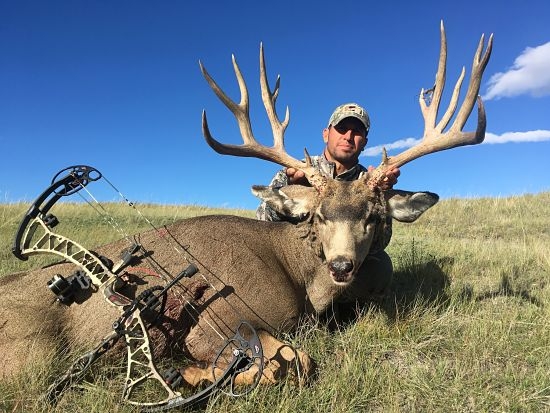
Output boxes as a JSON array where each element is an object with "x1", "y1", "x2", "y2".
[{"x1": 327, "y1": 103, "x2": 370, "y2": 134}]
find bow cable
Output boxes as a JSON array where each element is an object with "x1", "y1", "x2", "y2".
[{"x1": 91, "y1": 173, "x2": 267, "y2": 392}]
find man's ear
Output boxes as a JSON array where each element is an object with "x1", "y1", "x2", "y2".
[
  {"x1": 384, "y1": 189, "x2": 439, "y2": 222},
  {"x1": 252, "y1": 185, "x2": 318, "y2": 218},
  {"x1": 322, "y1": 128, "x2": 329, "y2": 143}
]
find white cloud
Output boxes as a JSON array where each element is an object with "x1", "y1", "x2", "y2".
[
  {"x1": 362, "y1": 130, "x2": 550, "y2": 157},
  {"x1": 483, "y1": 130, "x2": 550, "y2": 144},
  {"x1": 484, "y1": 42, "x2": 550, "y2": 100}
]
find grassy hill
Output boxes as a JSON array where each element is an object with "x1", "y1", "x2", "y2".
[{"x1": 1, "y1": 193, "x2": 549, "y2": 412}]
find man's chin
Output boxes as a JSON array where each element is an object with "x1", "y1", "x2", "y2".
[{"x1": 334, "y1": 152, "x2": 358, "y2": 163}]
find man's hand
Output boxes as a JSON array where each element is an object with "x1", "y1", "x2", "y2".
[
  {"x1": 285, "y1": 168, "x2": 310, "y2": 186},
  {"x1": 368, "y1": 166, "x2": 400, "y2": 190}
]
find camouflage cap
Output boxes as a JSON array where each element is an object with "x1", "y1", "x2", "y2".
[{"x1": 327, "y1": 103, "x2": 370, "y2": 134}]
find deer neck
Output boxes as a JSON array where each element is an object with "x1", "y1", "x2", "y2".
[{"x1": 265, "y1": 220, "x2": 341, "y2": 313}]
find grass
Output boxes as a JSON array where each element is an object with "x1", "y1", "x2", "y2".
[{"x1": 1, "y1": 193, "x2": 549, "y2": 412}]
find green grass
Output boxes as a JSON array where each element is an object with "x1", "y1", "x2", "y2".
[{"x1": 1, "y1": 193, "x2": 549, "y2": 412}]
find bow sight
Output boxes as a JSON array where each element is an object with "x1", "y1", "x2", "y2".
[{"x1": 11, "y1": 164, "x2": 264, "y2": 411}]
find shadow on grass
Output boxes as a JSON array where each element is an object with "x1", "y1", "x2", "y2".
[
  {"x1": 328, "y1": 256, "x2": 544, "y2": 330},
  {"x1": 462, "y1": 273, "x2": 543, "y2": 307},
  {"x1": 382, "y1": 258, "x2": 451, "y2": 321},
  {"x1": 326, "y1": 258, "x2": 451, "y2": 328}
]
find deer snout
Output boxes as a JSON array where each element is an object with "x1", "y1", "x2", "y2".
[{"x1": 328, "y1": 256, "x2": 354, "y2": 284}]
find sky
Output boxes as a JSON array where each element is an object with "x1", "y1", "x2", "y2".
[{"x1": 1, "y1": 0, "x2": 549, "y2": 211}]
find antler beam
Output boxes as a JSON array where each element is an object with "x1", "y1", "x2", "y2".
[
  {"x1": 368, "y1": 21, "x2": 493, "y2": 186},
  {"x1": 200, "y1": 44, "x2": 327, "y2": 190}
]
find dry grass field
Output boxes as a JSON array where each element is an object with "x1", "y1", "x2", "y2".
[{"x1": 1, "y1": 192, "x2": 549, "y2": 412}]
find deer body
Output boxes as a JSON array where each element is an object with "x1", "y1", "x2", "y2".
[{"x1": 0, "y1": 182, "x2": 436, "y2": 383}]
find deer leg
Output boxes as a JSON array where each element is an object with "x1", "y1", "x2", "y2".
[{"x1": 180, "y1": 330, "x2": 315, "y2": 387}]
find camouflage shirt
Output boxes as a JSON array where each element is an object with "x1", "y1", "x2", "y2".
[{"x1": 255, "y1": 154, "x2": 392, "y2": 253}]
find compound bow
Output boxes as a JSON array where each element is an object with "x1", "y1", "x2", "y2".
[{"x1": 11, "y1": 164, "x2": 264, "y2": 411}]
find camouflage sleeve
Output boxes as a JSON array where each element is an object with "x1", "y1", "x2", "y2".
[{"x1": 255, "y1": 169, "x2": 290, "y2": 221}]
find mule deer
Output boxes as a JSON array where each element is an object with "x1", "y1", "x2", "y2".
[{"x1": 0, "y1": 21, "x2": 492, "y2": 402}]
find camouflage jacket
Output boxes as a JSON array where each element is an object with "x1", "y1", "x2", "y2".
[{"x1": 255, "y1": 154, "x2": 392, "y2": 253}]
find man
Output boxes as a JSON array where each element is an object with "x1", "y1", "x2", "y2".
[
  {"x1": 256, "y1": 102, "x2": 400, "y2": 303},
  {"x1": 257, "y1": 102, "x2": 400, "y2": 219}
]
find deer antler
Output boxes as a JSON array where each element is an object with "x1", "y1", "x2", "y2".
[
  {"x1": 200, "y1": 44, "x2": 327, "y2": 191},
  {"x1": 367, "y1": 21, "x2": 493, "y2": 188}
]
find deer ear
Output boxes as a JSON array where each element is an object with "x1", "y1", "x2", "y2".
[
  {"x1": 384, "y1": 189, "x2": 439, "y2": 222},
  {"x1": 252, "y1": 185, "x2": 318, "y2": 218}
]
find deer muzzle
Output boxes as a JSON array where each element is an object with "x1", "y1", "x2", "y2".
[{"x1": 328, "y1": 256, "x2": 355, "y2": 284}]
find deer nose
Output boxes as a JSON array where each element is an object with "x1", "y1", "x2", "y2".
[{"x1": 328, "y1": 257, "x2": 354, "y2": 282}]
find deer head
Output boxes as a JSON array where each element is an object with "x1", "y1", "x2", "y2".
[
  {"x1": 251, "y1": 179, "x2": 439, "y2": 284},
  {"x1": 200, "y1": 22, "x2": 492, "y2": 285}
]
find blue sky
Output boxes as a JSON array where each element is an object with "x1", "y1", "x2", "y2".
[{"x1": 1, "y1": 1, "x2": 549, "y2": 210}]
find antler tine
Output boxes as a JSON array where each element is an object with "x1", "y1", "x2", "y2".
[
  {"x1": 200, "y1": 57, "x2": 255, "y2": 147},
  {"x1": 367, "y1": 22, "x2": 493, "y2": 187},
  {"x1": 259, "y1": 42, "x2": 290, "y2": 151},
  {"x1": 200, "y1": 48, "x2": 327, "y2": 191},
  {"x1": 451, "y1": 32, "x2": 493, "y2": 133},
  {"x1": 422, "y1": 20, "x2": 447, "y2": 131},
  {"x1": 436, "y1": 67, "x2": 466, "y2": 133}
]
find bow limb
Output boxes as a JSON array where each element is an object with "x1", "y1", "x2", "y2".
[
  {"x1": 16, "y1": 217, "x2": 112, "y2": 285},
  {"x1": 11, "y1": 164, "x2": 134, "y2": 306},
  {"x1": 120, "y1": 312, "x2": 262, "y2": 411},
  {"x1": 14, "y1": 215, "x2": 133, "y2": 306},
  {"x1": 119, "y1": 284, "x2": 264, "y2": 410},
  {"x1": 12, "y1": 165, "x2": 102, "y2": 260},
  {"x1": 121, "y1": 312, "x2": 183, "y2": 408},
  {"x1": 11, "y1": 164, "x2": 115, "y2": 286}
]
